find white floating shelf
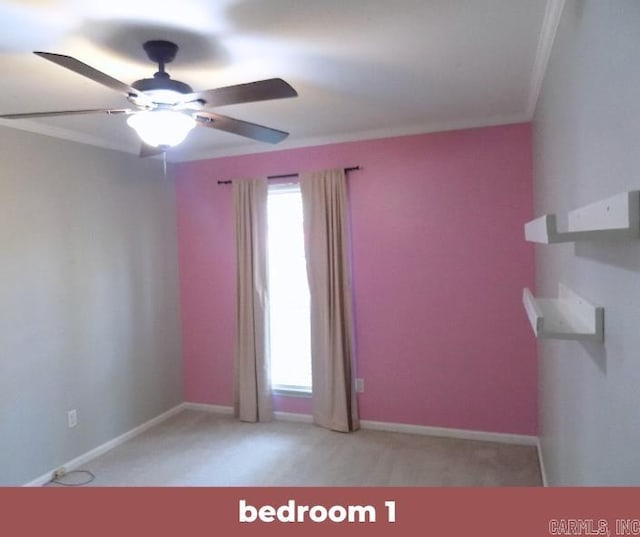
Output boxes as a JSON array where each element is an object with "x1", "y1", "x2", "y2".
[
  {"x1": 523, "y1": 285, "x2": 604, "y2": 341},
  {"x1": 524, "y1": 214, "x2": 567, "y2": 244},
  {"x1": 525, "y1": 190, "x2": 639, "y2": 244}
]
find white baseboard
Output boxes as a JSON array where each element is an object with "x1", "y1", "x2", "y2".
[
  {"x1": 181, "y1": 403, "x2": 312, "y2": 423},
  {"x1": 182, "y1": 402, "x2": 234, "y2": 415},
  {"x1": 183, "y1": 404, "x2": 538, "y2": 446},
  {"x1": 537, "y1": 438, "x2": 549, "y2": 486},
  {"x1": 274, "y1": 411, "x2": 314, "y2": 423},
  {"x1": 359, "y1": 419, "x2": 538, "y2": 446},
  {"x1": 25, "y1": 401, "x2": 540, "y2": 486},
  {"x1": 255, "y1": 407, "x2": 539, "y2": 446},
  {"x1": 23, "y1": 403, "x2": 185, "y2": 487}
]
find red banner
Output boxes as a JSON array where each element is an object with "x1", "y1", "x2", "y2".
[{"x1": 3, "y1": 488, "x2": 640, "y2": 536}]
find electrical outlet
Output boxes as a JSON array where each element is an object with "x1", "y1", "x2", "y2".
[
  {"x1": 355, "y1": 378, "x2": 364, "y2": 393},
  {"x1": 67, "y1": 409, "x2": 77, "y2": 428}
]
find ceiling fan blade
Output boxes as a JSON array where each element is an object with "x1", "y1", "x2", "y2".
[
  {"x1": 139, "y1": 142, "x2": 165, "y2": 158},
  {"x1": 181, "y1": 78, "x2": 297, "y2": 108},
  {"x1": 196, "y1": 112, "x2": 289, "y2": 144},
  {"x1": 34, "y1": 52, "x2": 147, "y2": 101},
  {"x1": 0, "y1": 108, "x2": 133, "y2": 119}
]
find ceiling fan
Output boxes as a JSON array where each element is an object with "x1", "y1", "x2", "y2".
[{"x1": 0, "y1": 40, "x2": 298, "y2": 156}]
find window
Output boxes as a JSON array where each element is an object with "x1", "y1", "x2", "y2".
[{"x1": 267, "y1": 183, "x2": 312, "y2": 394}]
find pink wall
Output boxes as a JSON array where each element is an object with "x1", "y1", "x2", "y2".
[{"x1": 175, "y1": 123, "x2": 537, "y2": 435}]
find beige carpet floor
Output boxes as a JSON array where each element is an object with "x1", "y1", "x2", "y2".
[{"x1": 48, "y1": 410, "x2": 542, "y2": 487}]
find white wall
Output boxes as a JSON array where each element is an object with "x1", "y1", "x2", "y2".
[
  {"x1": 0, "y1": 127, "x2": 183, "y2": 485},
  {"x1": 533, "y1": 0, "x2": 640, "y2": 485}
]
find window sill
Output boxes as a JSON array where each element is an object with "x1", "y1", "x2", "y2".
[{"x1": 273, "y1": 387, "x2": 312, "y2": 398}]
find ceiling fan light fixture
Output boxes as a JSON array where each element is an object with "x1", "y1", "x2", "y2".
[
  {"x1": 143, "y1": 89, "x2": 184, "y2": 105},
  {"x1": 127, "y1": 110, "x2": 195, "y2": 148}
]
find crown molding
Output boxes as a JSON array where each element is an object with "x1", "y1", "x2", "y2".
[
  {"x1": 526, "y1": 0, "x2": 566, "y2": 118},
  {"x1": 171, "y1": 112, "x2": 530, "y2": 163}
]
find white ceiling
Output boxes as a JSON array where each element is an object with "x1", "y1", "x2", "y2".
[{"x1": 0, "y1": 0, "x2": 561, "y2": 162}]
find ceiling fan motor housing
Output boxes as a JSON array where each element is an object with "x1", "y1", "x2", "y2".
[
  {"x1": 132, "y1": 40, "x2": 193, "y2": 96},
  {"x1": 131, "y1": 76, "x2": 193, "y2": 95}
]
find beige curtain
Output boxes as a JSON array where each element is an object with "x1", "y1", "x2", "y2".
[
  {"x1": 232, "y1": 178, "x2": 273, "y2": 422},
  {"x1": 300, "y1": 168, "x2": 359, "y2": 432}
]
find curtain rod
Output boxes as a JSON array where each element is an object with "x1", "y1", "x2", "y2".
[{"x1": 217, "y1": 166, "x2": 361, "y2": 185}]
